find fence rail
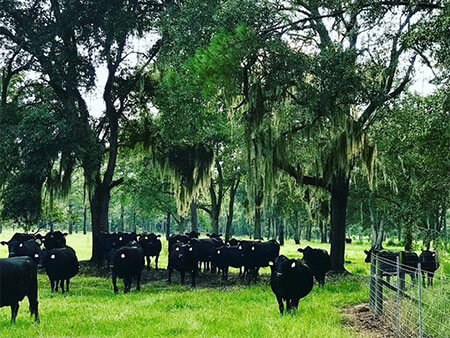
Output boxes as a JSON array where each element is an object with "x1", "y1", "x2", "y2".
[{"x1": 369, "y1": 254, "x2": 449, "y2": 338}]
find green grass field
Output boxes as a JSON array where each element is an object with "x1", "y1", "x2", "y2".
[{"x1": 0, "y1": 229, "x2": 447, "y2": 337}]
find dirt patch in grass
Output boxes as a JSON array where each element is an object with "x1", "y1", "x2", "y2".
[{"x1": 343, "y1": 303, "x2": 397, "y2": 338}]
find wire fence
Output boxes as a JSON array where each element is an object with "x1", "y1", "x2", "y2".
[{"x1": 369, "y1": 253, "x2": 449, "y2": 338}]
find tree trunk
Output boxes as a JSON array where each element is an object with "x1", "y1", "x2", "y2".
[
  {"x1": 320, "y1": 221, "x2": 327, "y2": 243},
  {"x1": 293, "y1": 211, "x2": 300, "y2": 245},
  {"x1": 190, "y1": 201, "x2": 198, "y2": 232},
  {"x1": 68, "y1": 203, "x2": 73, "y2": 235},
  {"x1": 225, "y1": 178, "x2": 239, "y2": 242},
  {"x1": 133, "y1": 209, "x2": 137, "y2": 233},
  {"x1": 165, "y1": 212, "x2": 171, "y2": 240},
  {"x1": 305, "y1": 222, "x2": 312, "y2": 241},
  {"x1": 329, "y1": 171, "x2": 349, "y2": 273},
  {"x1": 90, "y1": 183, "x2": 111, "y2": 262},
  {"x1": 279, "y1": 218, "x2": 285, "y2": 246},
  {"x1": 267, "y1": 212, "x2": 272, "y2": 240},
  {"x1": 254, "y1": 207, "x2": 262, "y2": 239},
  {"x1": 120, "y1": 204, "x2": 124, "y2": 232}
]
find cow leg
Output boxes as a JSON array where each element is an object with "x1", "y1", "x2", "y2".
[
  {"x1": 27, "y1": 285, "x2": 39, "y2": 323},
  {"x1": 286, "y1": 299, "x2": 293, "y2": 312},
  {"x1": 146, "y1": 256, "x2": 150, "y2": 270},
  {"x1": 66, "y1": 279, "x2": 70, "y2": 292},
  {"x1": 55, "y1": 280, "x2": 59, "y2": 292},
  {"x1": 10, "y1": 302, "x2": 19, "y2": 323},
  {"x1": 291, "y1": 298, "x2": 300, "y2": 311},
  {"x1": 180, "y1": 271, "x2": 185, "y2": 285},
  {"x1": 60, "y1": 280, "x2": 65, "y2": 293},
  {"x1": 136, "y1": 272, "x2": 141, "y2": 291},
  {"x1": 276, "y1": 296, "x2": 284, "y2": 314},
  {"x1": 422, "y1": 273, "x2": 426, "y2": 287},
  {"x1": 168, "y1": 268, "x2": 173, "y2": 284},
  {"x1": 191, "y1": 269, "x2": 196, "y2": 287},
  {"x1": 50, "y1": 278, "x2": 55, "y2": 292},
  {"x1": 239, "y1": 266, "x2": 242, "y2": 276},
  {"x1": 112, "y1": 271, "x2": 119, "y2": 294},
  {"x1": 429, "y1": 273, "x2": 433, "y2": 287},
  {"x1": 155, "y1": 254, "x2": 159, "y2": 271}
]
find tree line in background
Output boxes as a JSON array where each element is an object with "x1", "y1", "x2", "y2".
[{"x1": 0, "y1": 0, "x2": 448, "y2": 272}]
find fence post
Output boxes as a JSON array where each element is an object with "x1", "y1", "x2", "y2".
[
  {"x1": 369, "y1": 253, "x2": 376, "y2": 311},
  {"x1": 396, "y1": 256, "x2": 401, "y2": 332},
  {"x1": 375, "y1": 255, "x2": 383, "y2": 316},
  {"x1": 418, "y1": 262, "x2": 423, "y2": 338},
  {"x1": 399, "y1": 251, "x2": 405, "y2": 291}
]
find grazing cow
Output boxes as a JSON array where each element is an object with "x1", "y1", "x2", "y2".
[
  {"x1": 168, "y1": 242, "x2": 198, "y2": 287},
  {"x1": 297, "y1": 246, "x2": 330, "y2": 286},
  {"x1": 138, "y1": 233, "x2": 162, "y2": 270},
  {"x1": 419, "y1": 250, "x2": 439, "y2": 287},
  {"x1": 168, "y1": 233, "x2": 190, "y2": 252},
  {"x1": 242, "y1": 239, "x2": 280, "y2": 282},
  {"x1": 111, "y1": 242, "x2": 144, "y2": 293},
  {"x1": 185, "y1": 231, "x2": 200, "y2": 239},
  {"x1": 0, "y1": 257, "x2": 39, "y2": 322},
  {"x1": 39, "y1": 231, "x2": 68, "y2": 250},
  {"x1": 9, "y1": 239, "x2": 42, "y2": 265},
  {"x1": 1, "y1": 233, "x2": 37, "y2": 256},
  {"x1": 42, "y1": 246, "x2": 79, "y2": 293},
  {"x1": 269, "y1": 255, "x2": 314, "y2": 314},
  {"x1": 364, "y1": 248, "x2": 418, "y2": 282},
  {"x1": 345, "y1": 237, "x2": 352, "y2": 244},
  {"x1": 213, "y1": 245, "x2": 245, "y2": 280}
]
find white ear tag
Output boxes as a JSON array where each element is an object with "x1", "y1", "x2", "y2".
[
  {"x1": 51, "y1": 254, "x2": 56, "y2": 259},
  {"x1": 189, "y1": 247, "x2": 193, "y2": 252},
  {"x1": 268, "y1": 261, "x2": 273, "y2": 266},
  {"x1": 217, "y1": 250, "x2": 221, "y2": 254},
  {"x1": 121, "y1": 253, "x2": 126, "y2": 259},
  {"x1": 291, "y1": 262, "x2": 296, "y2": 268},
  {"x1": 19, "y1": 243, "x2": 23, "y2": 247},
  {"x1": 34, "y1": 254, "x2": 39, "y2": 258},
  {"x1": 176, "y1": 247, "x2": 180, "y2": 251},
  {"x1": 145, "y1": 236, "x2": 148, "y2": 240},
  {"x1": 239, "y1": 246, "x2": 242, "y2": 250},
  {"x1": 119, "y1": 237, "x2": 122, "y2": 241},
  {"x1": 251, "y1": 246, "x2": 255, "y2": 251}
]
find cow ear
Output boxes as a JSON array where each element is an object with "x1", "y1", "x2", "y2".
[
  {"x1": 268, "y1": 261, "x2": 273, "y2": 266},
  {"x1": 364, "y1": 250, "x2": 368, "y2": 254},
  {"x1": 0, "y1": 241, "x2": 8, "y2": 245},
  {"x1": 206, "y1": 233, "x2": 211, "y2": 237},
  {"x1": 218, "y1": 234, "x2": 223, "y2": 237},
  {"x1": 185, "y1": 232, "x2": 189, "y2": 236},
  {"x1": 297, "y1": 248, "x2": 304, "y2": 252},
  {"x1": 63, "y1": 233, "x2": 68, "y2": 236},
  {"x1": 157, "y1": 234, "x2": 161, "y2": 238}
]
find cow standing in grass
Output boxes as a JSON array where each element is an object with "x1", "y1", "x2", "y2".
[
  {"x1": 297, "y1": 246, "x2": 330, "y2": 286},
  {"x1": 242, "y1": 240, "x2": 280, "y2": 283},
  {"x1": 213, "y1": 245, "x2": 245, "y2": 280},
  {"x1": 43, "y1": 246, "x2": 79, "y2": 293},
  {"x1": 111, "y1": 242, "x2": 144, "y2": 293},
  {"x1": 138, "y1": 233, "x2": 162, "y2": 270},
  {"x1": 168, "y1": 242, "x2": 198, "y2": 287},
  {"x1": 269, "y1": 255, "x2": 314, "y2": 314},
  {"x1": 0, "y1": 257, "x2": 39, "y2": 322},
  {"x1": 419, "y1": 249, "x2": 439, "y2": 287}
]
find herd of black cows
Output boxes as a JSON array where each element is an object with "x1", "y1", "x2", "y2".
[{"x1": 0, "y1": 230, "x2": 441, "y2": 323}]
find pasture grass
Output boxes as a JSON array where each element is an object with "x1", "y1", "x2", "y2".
[{"x1": 0, "y1": 229, "x2": 447, "y2": 337}]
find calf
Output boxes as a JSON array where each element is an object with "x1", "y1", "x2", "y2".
[
  {"x1": 138, "y1": 233, "x2": 162, "y2": 270},
  {"x1": 9, "y1": 239, "x2": 42, "y2": 265},
  {"x1": 39, "y1": 231, "x2": 68, "y2": 250},
  {"x1": 0, "y1": 257, "x2": 39, "y2": 322},
  {"x1": 419, "y1": 250, "x2": 439, "y2": 287},
  {"x1": 297, "y1": 246, "x2": 330, "y2": 286},
  {"x1": 269, "y1": 255, "x2": 314, "y2": 314},
  {"x1": 42, "y1": 246, "x2": 79, "y2": 293},
  {"x1": 213, "y1": 245, "x2": 245, "y2": 280},
  {"x1": 168, "y1": 242, "x2": 198, "y2": 287},
  {"x1": 111, "y1": 242, "x2": 144, "y2": 293}
]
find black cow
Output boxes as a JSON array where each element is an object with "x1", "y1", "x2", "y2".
[
  {"x1": 42, "y1": 246, "x2": 79, "y2": 293},
  {"x1": 206, "y1": 233, "x2": 222, "y2": 239},
  {"x1": 185, "y1": 231, "x2": 200, "y2": 239},
  {"x1": 213, "y1": 245, "x2": 245, "y2": 280},
  {"x1": 0, "y1": 257, "x2": 39, "y2": 322},
  {"x1": 10, "y1": 239, "x2": 42, "y2": 265},
  {"x1": 113, "y1": 232, "x2": 138, "y2": 249},
  {"x1": 168, "y1": 233, "x2": 190, "y2": 253},
  {"x1": 419, "y1": 250, "x2": 439, "y2": 287},
  {"x1": 226, "y1": 238, "x2": 239, "y2": 246},
  {"x1": 38, "y1": 231, "x2": 67, "y2": 250},
  {"x1": 345, "y1": 237, "x2": 352, "y2": 244},
  {"x1": 168, "y1": 242, "x2": 198, "y2": 287},
  {"x1": 138, "y1": 233, "x2": 162, "y2": 270},
  {"x1": 297, "y1": 246, "x2": 330, "y2": 286},
  {"x1": 189, "y1": 238, "x2": 223, "y2": 272},
  {"x1": 1, "y1": 233, "x2": 37, "y2": 256},
  {"x1": 269, "y1": 255, "x2": 314, "y2": 314},
  {"x1": 96, "y1": 232, "x2": 117, "y2": 266},
  {"x1": 364, "y1": 248, "x2": 418, "y2": 282},
  {"x1": 242, "y1": 239, "x2": 280, "y2": 282},
  {"x1": 111, "y1": 242, "x2": 144, "y2": 293}
]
